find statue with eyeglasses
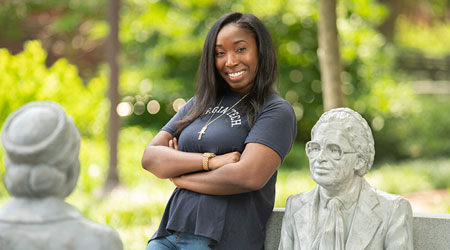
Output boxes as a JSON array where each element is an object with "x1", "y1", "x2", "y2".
[{"x1": 279, "y1": 108, "x2": 413, "y2": 250}]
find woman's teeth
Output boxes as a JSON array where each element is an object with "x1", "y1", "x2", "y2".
[{"x1": 229, "y1": 71, "x2": 244, "y2": 78}]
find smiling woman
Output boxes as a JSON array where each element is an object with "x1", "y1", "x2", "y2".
[
  {"x1": 214, "y1": 24, "x2": 259, "y2": 94},
  {"x1": 141, "y1": 12, "x2": 297, "y2": 250}
]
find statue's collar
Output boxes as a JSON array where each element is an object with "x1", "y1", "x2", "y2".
[{"x1": 0, "y1": 197, "x2": 83, "y2": 224}]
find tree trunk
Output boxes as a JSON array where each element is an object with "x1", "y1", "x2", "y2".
[
  {"x1": 318, "y1": 0, "x2": 346, "y2": 111},
  {"x1": 104, "y1": 0, "x2": 120, "y2": 193},
  {"x1": 378, "y1": 0, "x2": 402, "y2": 43}
]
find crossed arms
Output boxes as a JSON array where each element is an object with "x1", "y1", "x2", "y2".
[{"x1": 141, "y1": 130, "x2": 281, "y2": 195}]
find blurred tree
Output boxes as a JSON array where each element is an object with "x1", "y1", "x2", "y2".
[
  {"x1": 105, "y1": 0, "x2": 121, "y2": 193},
  {"x1": 0, "y1": 0, "x2": 107, "y2": 79},
  {"x1": 377, "y1": 0, "x2": 449, "y2": 43},
  {"x1": 377, "y1": 0, "x2": 402, "y2": 42},
  {"x1": 317, "y1": 0, "x2": 346, "y2": 111}
]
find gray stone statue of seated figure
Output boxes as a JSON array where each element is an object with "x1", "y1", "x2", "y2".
[
  {"x1": 0, "y1": 101, "x2": 123, "y2": 250},
  {"x1": 279, "y1": 108, "x2": 413, "y2": 250}
]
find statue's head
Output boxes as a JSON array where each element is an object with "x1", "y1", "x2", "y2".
[
  {"x1": 307, "y1": 108, "x2": 375, "y2": 187},
  {"x1": 1, "y1": 101, "x2": 80, "y2": 198}
]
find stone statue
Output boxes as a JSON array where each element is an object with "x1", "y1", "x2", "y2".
[
  {"x1": 279, "y1": 108, "x2": 413, "y2": 250},
  {"x1": 0, "y1": 101, "x2": 123, "y2": 250}
]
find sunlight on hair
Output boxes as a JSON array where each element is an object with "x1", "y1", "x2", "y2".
[
  {"x1": 147, "y1": 100, "x2": 160, "y2": 114},
  {"x1": 117, "y1": 102, "x2": 133, "y2": 117},
  {"x1": 172, "y1": 98, "x2": 186, "y2": 112}
]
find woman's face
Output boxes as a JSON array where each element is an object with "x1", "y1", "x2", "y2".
[{"x1": 215, "y1": 24, "x2": 258, "y2": 94}]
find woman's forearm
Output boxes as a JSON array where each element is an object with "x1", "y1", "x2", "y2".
[
  {"x1": 142, "y1": 145, "x2": 204, "y2": 179},
  {"x1": 171, "y1": 143, "x2": 281, "y2": 195},
  {"x1": 171, "y1": 163, "x2": 256, "y2": 195},
  {"x1": 141, "y1": 131, "x2": 240, "y2": 179}
]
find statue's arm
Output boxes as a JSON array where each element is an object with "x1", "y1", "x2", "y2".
[
  {"x1": 385, "y1": 197, "x2": 414, "y2": 250},
  {"x1": 278, "y1": 196, "x2": 295, "y2": 250}
]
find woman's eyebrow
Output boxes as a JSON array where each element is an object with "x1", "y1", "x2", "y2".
[
  {"x1": 233, "y1": 39, "x2": 248, "y2": 44},
  {"x1": 215, "y1": 40, "x2": 248, "y2": 47}
]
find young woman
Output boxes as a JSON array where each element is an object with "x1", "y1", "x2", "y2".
[{"x1": 142, "y1": 12, "x2": 297, "y2": 250}]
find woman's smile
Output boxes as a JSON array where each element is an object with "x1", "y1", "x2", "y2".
[{"x1": 227, "y1": 70, "x2": 246, "y2": 81}]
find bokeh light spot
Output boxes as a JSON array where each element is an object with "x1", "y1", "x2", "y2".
[
  {"x1": 172, "y1": 98, "x2": 186, "y2": 112},
  {"x1": 134, "y1": 101, "x2": 145, "y2": 115},
  {"x1": 117, "y1": 102, "x2": 133, "y2": 117},
  {"x1": 147, "y1": 100, "x2": 160, "y2": 115}
]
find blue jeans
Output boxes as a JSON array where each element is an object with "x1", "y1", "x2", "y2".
[{"x1": 146, "y1": 232, "x2": 212, "y2": 250}]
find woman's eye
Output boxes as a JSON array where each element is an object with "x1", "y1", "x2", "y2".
[
  {"x1": 237, "y1": 47, "x2": 247, "y2": 53},
  {"x1": 215, "y1": 51, "x2": 224, "y2": 57}
]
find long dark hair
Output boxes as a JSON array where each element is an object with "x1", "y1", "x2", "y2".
[{"x1": 175, "y1": 12, "x2": 278, "y2": 135}]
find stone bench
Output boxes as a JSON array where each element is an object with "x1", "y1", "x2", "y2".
[{"x1": 264, "y1": 208, "x2": 450, "y2": 250}]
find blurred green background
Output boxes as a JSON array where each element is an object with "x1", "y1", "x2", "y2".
[{"x1": 1, "y1": 0, "x2": 450, "y2": 249}]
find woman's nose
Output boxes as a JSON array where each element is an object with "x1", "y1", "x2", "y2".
[{"x1": 225, "y1": 53, "x2": 238, "y2": 67}]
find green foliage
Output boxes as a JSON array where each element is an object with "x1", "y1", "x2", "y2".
[
  {"x1": 376, "y1": 96, "x2": 450, "y2": 160},
  {"x1": 275, "y1": 169, "x2": 316, "y2": 208},
  {"x1": 0, "y1": 40, "x2": 108, "y2": 139},
  {"x1": 281, "y1": 142, "x2": 309, "y2": 170},
  {"x1": 366, "y1": 158, "x2": 450, "y2": 194},
  {"x1": 396, "y1": 16, "x2": 450, "y2": 58},
  {"x1": 0, "y1": 0, "x2": 106, "y2": 41},
  {"x1": 0, "y1": 40, "x2": 108, "y2": 203}
]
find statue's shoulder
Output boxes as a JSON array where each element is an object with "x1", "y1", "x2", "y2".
[
  {"x1": 58, "y1": 218, "x2": 123, "y2": 250},
  {"x1": 286, "y1": 188, "x2": 317, "y2": 211},
  {"x1": 363, "y1": 181, "x2": 412, "y2": 213}
]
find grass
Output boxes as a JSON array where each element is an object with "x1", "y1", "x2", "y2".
[{"x1": 1, "y1": 126, "x2": 450, "y2": 250}]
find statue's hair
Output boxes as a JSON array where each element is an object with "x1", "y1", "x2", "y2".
[
  {"x1": 2, "y1": 101, "x2": 80, "y2": 198},
  {"x1": 311, "y1": 108, "x2": 375, "y2": 176},
  {"x1": 3, "y1": 159, "x2": 79, "y2": 198}
]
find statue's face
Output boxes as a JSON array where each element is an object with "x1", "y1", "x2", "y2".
[{"x1": 307, "y1": 122, "x2": 358, "y2": 188}]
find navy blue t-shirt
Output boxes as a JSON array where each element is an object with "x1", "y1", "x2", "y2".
[{"x1": 151, "y1": 91, "x2": 297, "y2": 250}]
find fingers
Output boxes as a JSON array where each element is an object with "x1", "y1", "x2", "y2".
[
  {"x1": 168, "y1": 137, "x2": 179, "y2": 150},
  {"x1": 209, "y1": 151, "x2": 241, "y2": 170}
]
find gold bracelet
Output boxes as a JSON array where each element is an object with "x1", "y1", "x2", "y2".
[{"x1": 202, "y1": 153, "x2": 216, "y2": 171}]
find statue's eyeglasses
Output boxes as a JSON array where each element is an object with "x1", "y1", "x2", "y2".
[{"x1": 305, "y1": 141, "x2": 356, "y2": 161}]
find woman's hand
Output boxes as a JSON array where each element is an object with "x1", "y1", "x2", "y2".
[
  {"x1": 171, "y1": 151, "x2": 241, "y2": 189},
  {"x1": 209, "y1": 152, "x2": 241, "y2": 170},
  {"x1": 168, "y1": 143, "x2": 281, "y2": 195},
  {"x1": 167, "y1": 136, "x2": 240, "y2": 171},
  {"x1": 142, "y1": 131, "x2": 242, "y2": 180},
  {"x1": 168, "y1": 137, "x2": 178, "y2": 150}
]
